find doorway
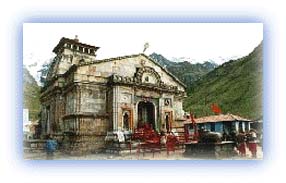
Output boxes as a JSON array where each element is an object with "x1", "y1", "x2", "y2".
[{"x1": 137, "y1": 101, "x2": 155, "y2": 129}]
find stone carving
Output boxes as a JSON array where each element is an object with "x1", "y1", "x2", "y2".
[
  {"x1": 164, "y1": 98, "x2": 171, "y2": 106},
  {"x1": 108, "y1": 73, "x2": 183, "y2": 95},
  {"x1": 135, "y1": 66, "x2": 161, "y2": 84},
  {"x1": 120, "y1": 93, "x2": 132, "y2": 103}
]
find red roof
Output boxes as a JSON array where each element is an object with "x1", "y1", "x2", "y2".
[{"x1": 185, "y1": 113, "x2": 252, "y2": 124}]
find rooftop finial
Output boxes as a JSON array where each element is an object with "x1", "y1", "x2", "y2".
[
  {"x1": 143, "y1": 42, "x2": 149, "y2": 53},
  {"x1": 74, "y1": 35, "x2": 79, "y2": 42}
]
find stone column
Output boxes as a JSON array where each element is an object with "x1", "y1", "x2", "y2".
[
  {"x1": 154, "y1": 104, "x2": 158, "y2": 131},
  {"x1": 132, "y1": 88, "x2": 137, "y2": 130},
  {"x1": 75, "y1": 85, "x2": 81, "y2": 113},
  {"x1": 75, "y1": 85, "x2": 81, "y2": 133},
  {"x1": 46, "y1": 106, "x2": 50, "y2": 134},
  {"x1": 134, "y1": 102, "x2": 138, "y2": 129},
  {"x1": 54, "y1": 92, "x2": 61, "y2": 133},
  {"x1": 158, "y1": 97, "x2": 164, "y2": 128},
  {"x1": 112, "y1": 86, "x2": 119, "y2": 131}
]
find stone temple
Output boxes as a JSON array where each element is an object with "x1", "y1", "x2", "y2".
[{"x1": 40, "y1": 36, "x2": 187, "y2": 154}]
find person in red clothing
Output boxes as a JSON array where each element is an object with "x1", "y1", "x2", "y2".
[
  {"x1": 236, "y1": 132, "x2": 247, "y2": 157},
  {"x1": 247, "y1": 129, "x2": 258, "y2": 158},
  {"x1": 166, "y1": 133, "x2": 177, "y2": 156}
]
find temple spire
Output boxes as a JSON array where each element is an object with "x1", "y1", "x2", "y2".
[{"x1": 74, "y1": 35, "x2": 79, "y2": 42}]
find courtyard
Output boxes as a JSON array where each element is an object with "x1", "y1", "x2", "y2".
[{"x1": 23, "y1": 145, "x2": 263, "y2": 160}]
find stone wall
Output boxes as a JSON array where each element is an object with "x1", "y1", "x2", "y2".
[
  {"x1": 40, "y1": 50, "x2": 187, "y2": 155},
  {"x1": 173, "y1": 98, "x2": 185, "y2": 120},
  {"x1": 62, "y1": 116, "x2": 110, "y2": 155},
  {"x1": 77, "y1": 55, "x2": 185, "y2": 91},
  {"x1": 80, "y1": 85, "x2": 107, "y2": 114}
]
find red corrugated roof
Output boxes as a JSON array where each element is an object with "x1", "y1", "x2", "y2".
[{"x1": 184, "y1": 113, "x2": 252, "y2": 124}]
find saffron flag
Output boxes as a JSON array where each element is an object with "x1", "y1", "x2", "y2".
[{"x1": 211, "y1": 103, "x2": 222, "y2": 114}]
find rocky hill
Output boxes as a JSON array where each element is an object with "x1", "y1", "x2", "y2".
[{"x1": 23, "y1": 66, "x2": 41, "y2": 121}]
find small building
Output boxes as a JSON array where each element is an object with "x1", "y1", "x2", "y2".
[
  {"x1": 23, "y1": 121, "x2": 39, "y2": 140},
  {"x1": 185, "y1": 113, "x2": 252, "y2": 135}
]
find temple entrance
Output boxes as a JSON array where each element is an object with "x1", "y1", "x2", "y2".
[{"x1": 137, "y1": 101, "x2": 155, "y2": 129}]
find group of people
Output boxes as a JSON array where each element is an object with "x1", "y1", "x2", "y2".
[
  {"x1": 44, "y1": 126, "x2": 260, "y2": 159},
  {"x1": 235, "y1": 130, "x2": 259, "y2": 158},
  {"x1": 160, "y1": 126, "x2": 180, "y2": 145}
]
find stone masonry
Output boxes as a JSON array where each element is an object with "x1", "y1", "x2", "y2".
[{"x1": 40, "y1": 36, "x2": 187, "y2": 155}]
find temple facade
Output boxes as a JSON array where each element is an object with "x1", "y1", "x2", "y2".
[{"x1": 40, "y1": 37, "x2": 187, "y2": 154}]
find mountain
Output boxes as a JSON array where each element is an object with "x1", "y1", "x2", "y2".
[
  {"x1": 23, "y1": 66, "x2": 41, "y2": 121},
  {"x1": 149, "y1": 53, "x2": 218, "y2": 89},
  {"x1": 183, "y1": 42, "x2": 263, "y2": 120},
  {"x1": 149, "y1": 53, "x2": 175, "y2": 67}
]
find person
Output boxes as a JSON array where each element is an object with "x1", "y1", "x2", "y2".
[
  {"x1": 247, "y1": 129, "x2": 258, "y2": 158},
  {"x1": 222, "y1": 131, "x2": 228, "y2": 141},
  {"x1": 259, "y1": 133, "x2": 263, "y2": 150},
  {"x1": 236, "y1": 132, "x2": 247, "y2": 157},
  {"x1": 160, "y1": 132, "x2": 167, "y2": 145},
  {"x1": 171, "y1": 129, "x2": 178, "y2": 136},
  {"x1": 166, "y1": 133, "x2": 177, "y2": 155},
  {"x1": 230, "y1": 129, "x2": 237, "y2": 141},
  {"x1": 160, "y1": 124, "x2": 167, "y2": 135},
  {"x1": 116, "y1": 130, "x2": 125, "y2": 143},
  {"x1": 46, "y1": 134, "x2": 57, "y2": 160},
  {"x1": 198, "y1": 126, "x2": 206, "y2": 141}
]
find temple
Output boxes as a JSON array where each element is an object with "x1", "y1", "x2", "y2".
[{"x1": 40, "y1": 36, "x2": 187, "y2": 154}]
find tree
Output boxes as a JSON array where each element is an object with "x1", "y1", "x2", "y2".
[{"x1": 38, "y1": 58, "x2": 53, "y2": 86}]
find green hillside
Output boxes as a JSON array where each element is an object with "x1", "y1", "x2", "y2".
[
  {"x1": 184, "y1": 43, "x2": 263, "y2": 120},
  {"x1": 23, "y1": 66, "x2": 41, "y2": 121}
]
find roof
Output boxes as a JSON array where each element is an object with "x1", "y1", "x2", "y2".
[
  {"x1": 78, "y1": 53, "x2": 187, "y2": 88},
  {"x1": 185, "y1": 113, "x2": 252, "y2": 124},
  {"x1": 53, "y1": 37, "x2": 100, "y2": 54}
]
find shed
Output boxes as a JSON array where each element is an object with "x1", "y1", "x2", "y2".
[{"x1": 184, "y1": 113, "x2": 252, "y2": 135}]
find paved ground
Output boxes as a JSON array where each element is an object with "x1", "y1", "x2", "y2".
[{"x1": 24, "y1": 146, "x2": 263, "y2": 160}]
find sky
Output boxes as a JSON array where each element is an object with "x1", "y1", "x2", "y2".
[{"x1": 23, "y1": 23, "x2": 263, "y2": 81}]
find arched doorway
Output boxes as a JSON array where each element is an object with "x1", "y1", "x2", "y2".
[{"x1": 137, "y1": 101, "x2": 155, "y2": 129}]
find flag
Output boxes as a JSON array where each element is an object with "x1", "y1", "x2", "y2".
[{"x1": 211, "y1": 103, "x2": 222, "y2": 114}]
